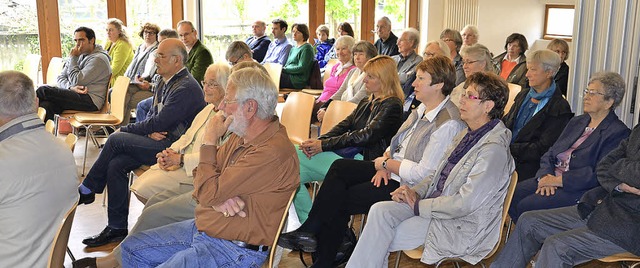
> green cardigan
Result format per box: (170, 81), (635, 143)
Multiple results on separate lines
(283, 43), (314, 89)
(187, 40), (214, 83)
(105, 39), (133, 86)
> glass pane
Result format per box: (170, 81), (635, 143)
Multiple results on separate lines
(0, 0), (41, 73)
(375, 0), (407, 35)
(546, 8), (574, 37)
(325, 0), (361, 40)
(201, 0), (309, 61)
(126, 0), (173, 47)
(58, 0), (108, 58)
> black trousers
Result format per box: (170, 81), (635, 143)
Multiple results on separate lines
(36, 85), (98, 121)
(300, 158), (400, 267)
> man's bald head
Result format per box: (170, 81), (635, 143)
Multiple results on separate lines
(154, 38), (188, 78)
(252, 21), (266, 37)
(0, 71), (36, 124)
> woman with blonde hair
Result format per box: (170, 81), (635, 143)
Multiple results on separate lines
(282, 56), (405, 266)
(105, 18), (134, 86)
(547, 38), (570, 96)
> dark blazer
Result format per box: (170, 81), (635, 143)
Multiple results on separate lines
(186, 40), (214, 83)
(493, 52), (528, 89)
(503, 86), (574, 180)
(320, 97), (403, 160)
(535, 111), (630, 192)
(585, 124), (640, 255)
(374, 31), (399, 57)
(245, 35), (271, 63)
(555, 62), (569, 96)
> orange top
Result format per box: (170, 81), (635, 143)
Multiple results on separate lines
(500, 60), (518, 80)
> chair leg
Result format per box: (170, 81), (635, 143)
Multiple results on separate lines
(53, 114), (60, 137)
(505, 219), (513, 243)
(394, 251), (402, 268)
(67, 246), (76, 262)
(81, 126), (90, 177)
(102, 187), (107, 207)
(358, 214), (367, 238)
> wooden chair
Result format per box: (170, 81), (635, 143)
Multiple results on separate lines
(394, 171), (518, 268)
(262, 191), (296, 268)
(64, 133), (78, 152)
(47, 201), (78, 268)
(45, 119), (55, 135)
(46, 57), (64, 86)
(505, 83), (522, 113)
(264, 62), (283, 89)
(69, 76), (130, 176)
(280, 92), (315, 144)
(38, 107), (47, 121)
(322, 58), (340, 83)
(598, 252), (640, 267)
(22, 54), (41, 84)
(319, 100), (357, 135)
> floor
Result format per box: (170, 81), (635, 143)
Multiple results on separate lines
(59, 131), (620, 268)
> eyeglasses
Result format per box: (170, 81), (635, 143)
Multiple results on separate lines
(583, 88), (606, 97)
(461, 92), (486, 101)
(462, 60), (480, 65)
(143, 30), (157, 35)
(153, 52), (175, 59)
(423, 52), (436, 58)
(201, 80), (220, 88)
(221, 98), (238, 105)
(179, 31), (194, 38)
(228, 54), (246, 66)
(442, 38), (454, 43)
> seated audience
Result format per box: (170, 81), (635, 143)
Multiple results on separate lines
(130, 63), (231, 203)
(315, 24), (334, 69)
(422, 39), (451, 60)
(460, 24), (479, 49)
(508, 72), (630, 222)
(393, 28), (422, 87)
(324, 22), (355, 61)
(450, 44), (495, 107)
(279, 56), (406, 265)
(493, 33), (529, 88)
(317, 41), (377, 122)
(121, 22), (161, 125)
(105, 18), (134, 86)
(547, 38), (570, 96)
(347, 72), (515, 267)
(316, 36), (356, 106)
(280, 23), (315, 89)
(503, 49), (573, 181)
(36, 26), (111, 121)
(225, 41), (255, 65)
(177, 20), (213, 83)
(374, 16), (399, 56)
(261, 18), (292, 65)
(493, 121), (640, 267)
(245, 20), (271, 62)
(0, 71), (78, 268)
(440, 28), (465, 85)
(119, 67), (299, 267)
(77, 39), (206, 248)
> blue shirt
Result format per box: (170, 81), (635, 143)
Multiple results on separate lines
(261, 37), (292, 65)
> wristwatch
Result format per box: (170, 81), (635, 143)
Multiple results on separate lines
(179, 154), (184, 167)
(382, 158), (390, 170)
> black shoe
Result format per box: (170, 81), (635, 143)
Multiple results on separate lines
(82, 226), (128, 247)
(278, 230), (317, 252)
(78, 189), (95, 205)
(72, 257), (96, 268)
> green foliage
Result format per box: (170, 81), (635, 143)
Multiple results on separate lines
(269, 0), (304, 22)
(380, 0), (405, 22)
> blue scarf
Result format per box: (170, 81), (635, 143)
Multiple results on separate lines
(512, 82), (557, 142)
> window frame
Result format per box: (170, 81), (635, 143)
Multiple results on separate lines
(543, 4), (575, 41)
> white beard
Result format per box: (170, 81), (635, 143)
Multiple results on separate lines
(228, 107), (249, 137)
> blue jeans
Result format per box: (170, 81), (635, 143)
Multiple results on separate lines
(121, 219), (268, 267)
(82, 132), (171, 228)
(136, 97), (153, 122)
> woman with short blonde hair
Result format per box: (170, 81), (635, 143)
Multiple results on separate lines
(105, 18), (134, 86)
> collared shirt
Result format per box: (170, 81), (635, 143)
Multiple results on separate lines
(392, 51), (422, 84)
(261, 37), (292, 65)
(374, 31), (399, 56)
(193, 118), (299, 246)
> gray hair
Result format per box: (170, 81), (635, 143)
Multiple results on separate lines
(352, 41), (378, 60)
(159, 28), (178, 39)
(378, 16), (392, 27)
(424, 40), (451, 59)
(588, 71), (626, 110)
(206, 63), (231, 91)
(440, 29), (463, 52)
(403, 28), (420, 49)
(174, 43), (188, 65)
(334, 35), (356, 52)
(0, 71), (36, 120)
(461, 25), (479, 38)
(225, 41), (252, 61)
(229, 68), (278, 120)
(177, 20), (196, 31)
(528, 49), (561, 76)
(460, 43), (494, 73)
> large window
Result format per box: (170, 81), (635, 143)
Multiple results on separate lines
(375, 0), (407, 36)
(201, 0), (309, 61)
(544, 5), (574, 41)
(126, 0), (173, 48)
(0, 0), (41, 72)
(58, 0), (108, 58)
(325, 0), (361, 40)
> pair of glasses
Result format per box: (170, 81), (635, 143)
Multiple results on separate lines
(442, 38), (454, 42)
(201, 80), (220, 88)
(423, 52), (436, 58)
(221, 98), (238, 105)
(462, 60), (480, 65)
(153, 52), (175, 59)
(461, 93), (486, 101)
(583, 88), (606, 97)
(178, 31), (194, 38)
(143, 30), (156, 35)
(228, 53), (246, 66)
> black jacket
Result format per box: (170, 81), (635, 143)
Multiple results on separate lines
(503, 86), (574, 180)
(320, 97), (403, 160)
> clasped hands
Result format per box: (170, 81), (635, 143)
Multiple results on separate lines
(299, 139), (322, 159)
(390, 185), (419, 207)
(156, 148), (181, 171)
(536, 174), (563, 196)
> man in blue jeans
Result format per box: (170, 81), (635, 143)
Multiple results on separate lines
(78, 38), (206, 247)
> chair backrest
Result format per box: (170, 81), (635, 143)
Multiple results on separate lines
(598, 252), (640, 267)
(505, 83), (521, 113)
(47, 201), (78, 268)
(22, 54), (41, 84)
(263, 63), (283, 89)
(110, 76), (132, 124)
(266, 191), (296, 268)
(322, 58), (340, 83)
(280, 92), (315, 144)
(483, 171), (518, 259)
(45, 119), (55, 135)
(308, 60), (323, 89)
(65, 133), (78, 152)
(46, 57), (64, 86)
(320, 100), (358, 135)
(38, 107), (47, 121)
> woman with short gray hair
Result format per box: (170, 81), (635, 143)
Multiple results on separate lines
(450, 43), (494, 106)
